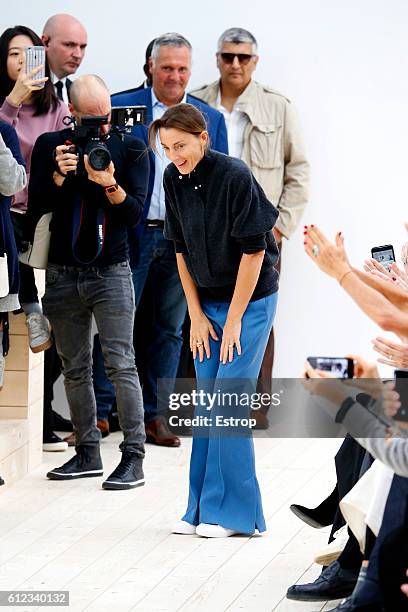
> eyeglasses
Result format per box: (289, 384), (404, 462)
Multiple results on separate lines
(219, 52), (254, 65)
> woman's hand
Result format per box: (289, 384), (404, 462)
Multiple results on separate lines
(381, 380), (401, 419)
(390, 262), (408, 291)
(220, 316), (242, 364)
(363, 257), (394, 282)
(304, 226), (351, 282)
(371, 336), (408, 368)
(190, 313), (219, 362)
(363, 258), (408, 292)
(347, 354), (379, 379)
(7, 59), (48, 107)
(302, 361), (349, 405)
(341, 353), (383, 398)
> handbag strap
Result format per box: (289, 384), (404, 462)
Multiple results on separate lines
(2, 313), (9, 356)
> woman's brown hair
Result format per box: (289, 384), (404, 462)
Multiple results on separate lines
(148, 103), (210, 151)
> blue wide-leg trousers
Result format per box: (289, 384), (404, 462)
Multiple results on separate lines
(182, 292), (278, 533)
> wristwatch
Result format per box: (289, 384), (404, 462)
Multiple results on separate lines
(104, 183), (119, 194)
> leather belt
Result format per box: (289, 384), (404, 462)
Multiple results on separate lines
(145, 219), (164, 229)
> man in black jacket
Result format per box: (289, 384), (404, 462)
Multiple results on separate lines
(28, 75), (149, 490)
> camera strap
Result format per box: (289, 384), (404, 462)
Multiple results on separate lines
(72, 199), (106, 265)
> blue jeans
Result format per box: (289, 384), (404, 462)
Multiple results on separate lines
(182, 292), (278, 533)
(43, 262), (145, 455)
(93, 227), (186, 421)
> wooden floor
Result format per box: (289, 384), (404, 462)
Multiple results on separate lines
(0, 435), (344, 612)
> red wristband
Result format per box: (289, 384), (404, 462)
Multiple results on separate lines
(104, 183), (119, 194)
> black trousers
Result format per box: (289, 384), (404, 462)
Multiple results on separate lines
(257, 241), (282, 394)
(366, 475), (408, 611)
(378, 507), (408, 611)
(332, 435), (371, 539)
(42, 341), (62, 438)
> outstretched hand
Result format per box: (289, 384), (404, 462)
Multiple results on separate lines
(304, 225), (351, 282)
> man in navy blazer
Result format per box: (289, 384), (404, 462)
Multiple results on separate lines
(94, 33), (228, 447)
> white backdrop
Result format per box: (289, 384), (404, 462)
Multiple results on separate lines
(8, 0), (408, 377)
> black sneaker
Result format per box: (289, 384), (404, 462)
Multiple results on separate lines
(102, 451), (145, 490)
(47, 445), (103, 480)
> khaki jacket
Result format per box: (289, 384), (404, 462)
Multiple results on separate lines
(190, 80), (310, 238)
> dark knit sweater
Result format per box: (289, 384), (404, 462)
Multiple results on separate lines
(27, 128), (149, 267)
(163, 149), (279, 302)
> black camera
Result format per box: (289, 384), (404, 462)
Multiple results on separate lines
(69, 115), (111, 171)
(65, 105), (148, 173)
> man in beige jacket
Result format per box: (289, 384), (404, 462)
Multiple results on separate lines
(190, 27), (310, 422)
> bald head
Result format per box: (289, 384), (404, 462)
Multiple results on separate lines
(69, 75), (111, 118)
(42, 14), (87, 78)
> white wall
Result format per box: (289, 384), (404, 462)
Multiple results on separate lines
(9, 0), (408, 377)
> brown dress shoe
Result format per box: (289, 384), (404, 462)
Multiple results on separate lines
(64, 432), (76, 447)
(145, 418), (181, 447)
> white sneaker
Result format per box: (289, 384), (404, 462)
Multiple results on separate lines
(196, 523), (242, 538)
(42, 433), (69, 452)
(26, 313), (52, 353)
(172, 520), (196, 535)
(314, 524), (349, 565)
(0, 354), (5, 390)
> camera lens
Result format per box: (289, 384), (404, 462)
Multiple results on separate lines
(87, 144), (111, 171)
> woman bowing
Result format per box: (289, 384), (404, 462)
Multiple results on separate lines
(149, 103), (279, 537)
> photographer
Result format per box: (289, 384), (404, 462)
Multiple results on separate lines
(27, 74), (149, 490)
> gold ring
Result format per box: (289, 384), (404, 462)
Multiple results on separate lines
(228, 344), (234, 348)
(196, 342), (203, 347)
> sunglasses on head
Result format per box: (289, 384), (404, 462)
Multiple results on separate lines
(219, 52), (254, 65)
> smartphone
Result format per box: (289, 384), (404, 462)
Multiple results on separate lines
(394, 369), (408, 422)
(371, 244), (395, 270)
(25, 46), (46, 87)
(307, 356), (354, 379)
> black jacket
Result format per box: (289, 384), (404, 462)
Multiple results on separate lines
(164, 150), (279, 301)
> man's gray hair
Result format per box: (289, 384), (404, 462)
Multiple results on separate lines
(151, 33), (192, 62)
(217, 28), (258, 54)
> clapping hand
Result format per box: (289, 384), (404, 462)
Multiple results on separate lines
(363, 258), (408, 292)
(304, 226), (351, 282)
(371, 336), (408, 368)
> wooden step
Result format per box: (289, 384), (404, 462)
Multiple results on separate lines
(0, 419), (30, 490)
(0, 278), (46, 492)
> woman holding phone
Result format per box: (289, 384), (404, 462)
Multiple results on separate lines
(149, 103), (279, 538)
(0, 25), (69, 354)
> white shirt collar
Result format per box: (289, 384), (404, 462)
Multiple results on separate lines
(51, 71), (67, 86)
(151, 88), (187, 109)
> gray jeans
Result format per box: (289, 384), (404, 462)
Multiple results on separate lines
(43, 261), (145, 456)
